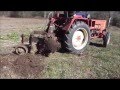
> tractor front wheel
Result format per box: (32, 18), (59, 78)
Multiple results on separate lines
(103, 32), (110, 47)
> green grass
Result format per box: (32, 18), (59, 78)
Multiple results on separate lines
(0, 32), (20, 42)
(7, 33), (20, 42)
(41, 27), (120, 79)
(0, 24), (46, 42)
(0, 30), (34, 42)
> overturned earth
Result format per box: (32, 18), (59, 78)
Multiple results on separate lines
(0, 54), (45, 79)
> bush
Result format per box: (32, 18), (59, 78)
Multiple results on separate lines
(0, 11), (50, 18)
(88, 11), (110, 20)
(111, 13), (120, 27)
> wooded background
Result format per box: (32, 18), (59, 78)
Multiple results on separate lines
(0, 11), (120, 27)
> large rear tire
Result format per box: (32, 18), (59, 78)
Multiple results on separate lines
(64, 21), (90, 54)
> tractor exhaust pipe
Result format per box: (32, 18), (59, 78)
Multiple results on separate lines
(107, 17), (112, 28)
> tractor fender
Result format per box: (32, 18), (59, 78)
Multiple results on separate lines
(63, 18), (88, 33)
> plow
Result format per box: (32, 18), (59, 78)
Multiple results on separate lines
(14, 11), (111, 56)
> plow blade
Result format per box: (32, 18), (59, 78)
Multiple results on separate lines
(14, 31), (61, 56)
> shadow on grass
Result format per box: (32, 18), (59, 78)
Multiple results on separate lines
(89, 42), (104, 47)
(58, 48), (68, 53)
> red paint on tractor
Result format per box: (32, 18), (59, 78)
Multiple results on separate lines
(76, 36), (81, 41)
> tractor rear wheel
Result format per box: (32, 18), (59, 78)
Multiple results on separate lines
(64, 21), (90, 54)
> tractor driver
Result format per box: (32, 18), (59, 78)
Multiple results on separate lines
(64, 11), (90, 18)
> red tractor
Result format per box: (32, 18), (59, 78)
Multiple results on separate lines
(14, 11), (111, 56)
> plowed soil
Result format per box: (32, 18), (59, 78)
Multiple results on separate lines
(0, 54), (45, 79)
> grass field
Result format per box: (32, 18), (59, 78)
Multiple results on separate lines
(0, 17), (120, 79)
